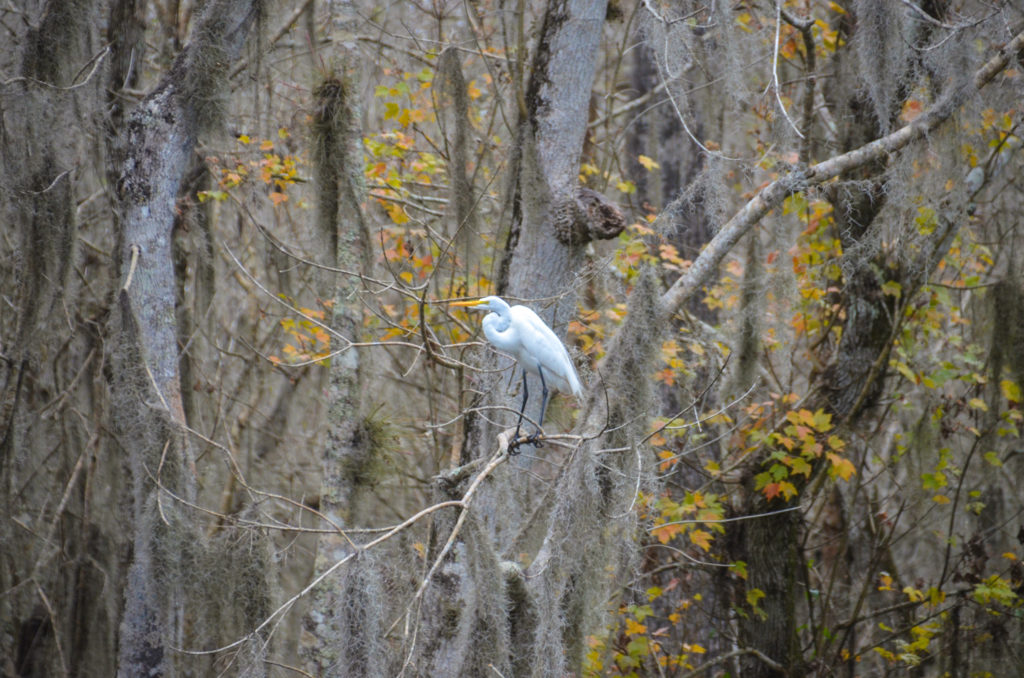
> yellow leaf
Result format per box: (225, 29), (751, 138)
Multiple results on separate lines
(638, 154), (660, 171)
(386, 202), (409, 225)
(651, 522), (683, 544)
(894, 360), (918, 383)
(926, 587), (945, 606)
(967, 397), (988, 412)
(903, 586), (924, 603)
(238, 134), (251, 144)
(778, 480), (798, 500)
(260, 139), (274, 151)
(933, 494), (950, 504)
(1001, 379), (1022, 403)
(625, 618), (647, 635)
(811, 408), (833, 432)
(827, 452), (856, 481)
(881, 280), (902, 298)
(689, 529), (713, 552)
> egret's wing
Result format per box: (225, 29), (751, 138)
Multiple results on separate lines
(510, 306), (583, 396)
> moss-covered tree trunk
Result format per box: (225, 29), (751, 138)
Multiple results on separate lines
(0, 2), (100, 675)
(111, 3), (258, 675)
(300, 61), (381, 674)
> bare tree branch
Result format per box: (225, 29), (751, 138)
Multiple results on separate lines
(658, 28), (1024, 321)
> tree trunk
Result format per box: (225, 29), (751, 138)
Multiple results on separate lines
(462, 0), (615, 467)
(301, 64), (380, 675)
(0, 2), (104, 675)
(111, 3), (258, 675)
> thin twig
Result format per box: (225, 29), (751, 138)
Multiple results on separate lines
(178, 498), (463, 656)
(678, 646), (783, 678)
(0, 44), (109, 90)
(32, 580), (69, 677)
(772, 2), (804, 139)
(122, 244), (140, 291)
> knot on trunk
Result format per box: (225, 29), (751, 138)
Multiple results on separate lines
(553, 186), (625, 246)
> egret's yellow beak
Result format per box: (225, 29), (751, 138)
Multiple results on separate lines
(450, 299), (485, 307)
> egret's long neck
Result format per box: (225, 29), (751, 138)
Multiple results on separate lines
(487, 311), (510, 332)
(486, 299), (512, 331)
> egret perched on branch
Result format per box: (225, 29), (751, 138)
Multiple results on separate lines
(452, 296), (582, 449)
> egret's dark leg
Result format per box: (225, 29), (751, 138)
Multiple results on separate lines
(513, 369), (529, 441)
(536, 367), (551, 430)
(523, 368), (550, 447)
(508, 371), (531, 456)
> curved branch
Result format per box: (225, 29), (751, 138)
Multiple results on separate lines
(658, 28), (1024, 321)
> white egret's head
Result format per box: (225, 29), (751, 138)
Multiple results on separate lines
(450, 296), (506, 313)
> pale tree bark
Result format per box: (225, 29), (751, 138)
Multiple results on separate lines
(111, 3), (259, 675)
(502, 0), (608, 302)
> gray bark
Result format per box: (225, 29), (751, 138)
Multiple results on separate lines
(112, 3), (258, 675)
(504, 0), (608, 309)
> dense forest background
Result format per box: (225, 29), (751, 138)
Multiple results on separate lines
(3, 0), (1024, 676)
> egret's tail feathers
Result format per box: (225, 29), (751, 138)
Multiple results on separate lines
(567, 370), (583, 399)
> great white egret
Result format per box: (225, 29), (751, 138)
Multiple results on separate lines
(452, 296), (582, 450)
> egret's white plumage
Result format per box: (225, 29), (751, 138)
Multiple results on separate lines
(452, 296), (582, 447)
